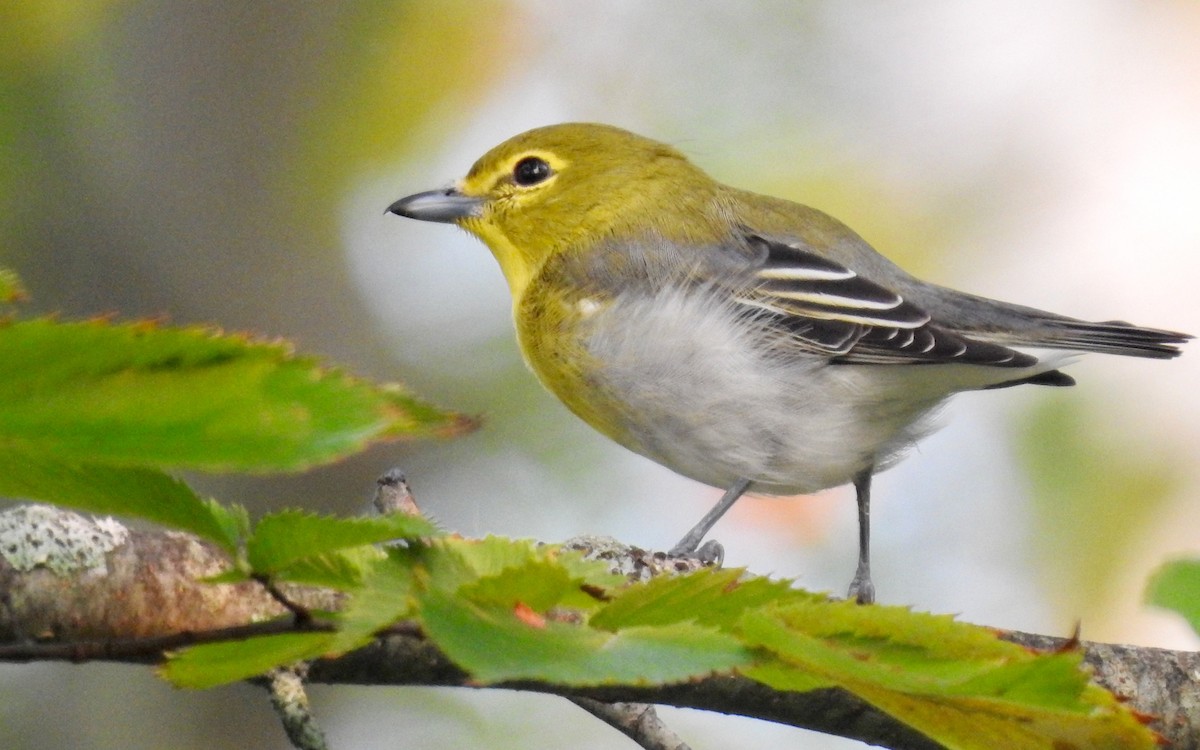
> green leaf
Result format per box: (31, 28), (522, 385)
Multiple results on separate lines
(325, 537), (626, 660)
(270, 545), (387, 590)
(550, 545), (630, 593)
(422, 537), (625, 610)
(459, 558), (578, 612)
(419, 590), (750, 685)
(1146, 559), (1200, 634)
(204, 500), (251, 553)
(326, 549), (418, 654)
(246, 509), (439, 575)
(0, 318), (473, 472)
(417, 537), (560, 596)
(161, 632), (334, 689)
(440, 536), (548, 578)
(742, 600), (1082, 700)
(741, 603), (1156, 750)
(592, 567), (813, 631)
(468, 538), (625, 592)
(0, 447), (238, 551)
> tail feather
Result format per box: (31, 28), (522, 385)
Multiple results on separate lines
(968, 316), (1190, 359)
(1035, 319), (1191, 359)
(906, 283), (1191, 359)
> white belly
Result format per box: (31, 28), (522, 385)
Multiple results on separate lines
(574, 287), (1020, 495)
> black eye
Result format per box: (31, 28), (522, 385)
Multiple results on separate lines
(513, 156), (552, 186)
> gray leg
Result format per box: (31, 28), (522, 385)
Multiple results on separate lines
(668, 477), (753, 556)
(847, 469), (876, 604)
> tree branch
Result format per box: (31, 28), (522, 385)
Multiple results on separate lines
(260, 667), (329, 750)
(305, 632), (946, 750)
(1, 504), (1196, 749)
(567, 698), (693, 750)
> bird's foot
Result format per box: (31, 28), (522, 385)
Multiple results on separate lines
(693, 539), (724, 566)
(666, 538), (724, 567)
(847, 572), (875, 605)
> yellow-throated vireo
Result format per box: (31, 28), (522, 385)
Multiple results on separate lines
(388, 123), (1189, 603)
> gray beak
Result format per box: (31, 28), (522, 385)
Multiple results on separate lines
(386, 188), (483, 223)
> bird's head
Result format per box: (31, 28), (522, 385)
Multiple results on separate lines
(388, 123), (718, 299)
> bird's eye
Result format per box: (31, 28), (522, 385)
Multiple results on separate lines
(512, 156), (552, 186)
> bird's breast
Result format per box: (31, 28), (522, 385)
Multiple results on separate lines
(514, 278), (925, 494)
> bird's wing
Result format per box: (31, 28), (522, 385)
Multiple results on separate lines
(732, 235), (1037, 367)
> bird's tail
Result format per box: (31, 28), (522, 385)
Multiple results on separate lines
(919, 285), (1192, 359)
(1017, 318), (1190, 359)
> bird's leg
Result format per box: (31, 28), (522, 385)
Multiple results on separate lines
(847, 468), (876, 604)
(668, 477), (753, 559)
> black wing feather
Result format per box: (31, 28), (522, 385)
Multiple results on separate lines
(736, 235), (1036, 367)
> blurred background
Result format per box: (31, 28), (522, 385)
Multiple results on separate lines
(2, 1), (1198, 748)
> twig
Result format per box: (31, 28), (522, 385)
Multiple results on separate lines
(372, 468), (421, 516)
(254, 573), (314, 627)
(569, 698), (692, 750)
(264, 667), (329, 750)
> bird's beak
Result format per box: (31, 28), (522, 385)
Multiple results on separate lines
(386, 188), (484, 223)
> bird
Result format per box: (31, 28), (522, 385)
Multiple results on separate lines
(387, 122), (1189, 603)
